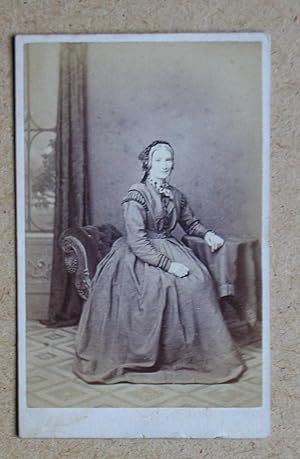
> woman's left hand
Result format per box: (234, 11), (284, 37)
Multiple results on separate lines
(204, 231), (224, 252)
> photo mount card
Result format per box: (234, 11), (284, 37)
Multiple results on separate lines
(16, 32), (270, 438)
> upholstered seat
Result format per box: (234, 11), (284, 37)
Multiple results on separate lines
(59, 224), (122, 300)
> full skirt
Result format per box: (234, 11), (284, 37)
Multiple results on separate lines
(73, 236), (246, 384)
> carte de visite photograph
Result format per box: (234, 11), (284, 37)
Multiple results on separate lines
(16, 33), (270, 438)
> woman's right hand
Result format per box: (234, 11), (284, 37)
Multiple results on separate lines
(168, 262), (189, 278)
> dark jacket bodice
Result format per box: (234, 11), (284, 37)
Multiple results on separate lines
(121, 181), (208, 271)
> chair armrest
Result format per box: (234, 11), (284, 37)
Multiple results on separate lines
(59, 232), (92, 301)
(59, 224), (122, 301)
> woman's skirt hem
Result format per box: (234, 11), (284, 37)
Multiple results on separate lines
(72, 363), (246, 385)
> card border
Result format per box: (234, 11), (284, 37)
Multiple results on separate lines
(16, 32), (270, 438)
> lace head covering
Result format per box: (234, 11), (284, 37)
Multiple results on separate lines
(138, 140), (174, 181)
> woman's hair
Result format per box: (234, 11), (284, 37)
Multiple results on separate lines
(138, 140), (174, 181)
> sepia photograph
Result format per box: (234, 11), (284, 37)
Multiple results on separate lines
(16, 33), (270, 437)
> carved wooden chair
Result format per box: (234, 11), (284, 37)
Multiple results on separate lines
(59, 224), (122, 301)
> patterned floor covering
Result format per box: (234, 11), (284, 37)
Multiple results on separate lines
(27, 319), (262, 408)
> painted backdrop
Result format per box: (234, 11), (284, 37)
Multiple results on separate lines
(87, 41), (262, 239)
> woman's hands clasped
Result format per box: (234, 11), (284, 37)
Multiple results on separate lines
(204, 231), (224, 252)
(168, 262), (189, 278)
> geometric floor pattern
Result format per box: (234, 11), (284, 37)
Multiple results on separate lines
(27, 319), (262, 408)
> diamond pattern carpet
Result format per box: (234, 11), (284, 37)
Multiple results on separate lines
(27, 320), (262, 408)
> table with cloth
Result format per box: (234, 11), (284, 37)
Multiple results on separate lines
(182, 236), (261, 327)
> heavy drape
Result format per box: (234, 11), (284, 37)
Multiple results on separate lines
(42, 43), (90, 327)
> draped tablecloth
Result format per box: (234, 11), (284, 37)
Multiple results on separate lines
(182, 236), (261, 327)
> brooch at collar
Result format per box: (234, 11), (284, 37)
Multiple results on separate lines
(148, 178), (173, 198)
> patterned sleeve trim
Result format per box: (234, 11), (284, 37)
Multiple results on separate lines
(180, 193), (188, 210)
(157, 254), (172, 271)
(184, 219), (203, 234)
(121, 190), (148, 211)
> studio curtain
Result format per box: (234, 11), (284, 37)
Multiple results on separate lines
(42, 43), (91, 327)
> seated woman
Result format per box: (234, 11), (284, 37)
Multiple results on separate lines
(73, 140), (246, 384)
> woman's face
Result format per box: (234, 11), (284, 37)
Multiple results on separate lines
(149, 145), (173, 181)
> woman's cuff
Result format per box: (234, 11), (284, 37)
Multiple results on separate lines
(157, 254), (172, 271)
